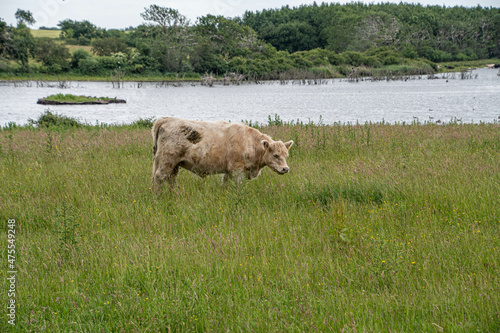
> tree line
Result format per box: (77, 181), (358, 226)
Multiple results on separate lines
(0, 3), (499, 79)
(243, 2), (500, 61)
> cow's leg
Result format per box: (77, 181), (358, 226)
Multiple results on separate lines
(223, 170), (244, 185)
(152, 154), (180, 191)
(168, 164), (180, 187)
(223, 172), (233, 184)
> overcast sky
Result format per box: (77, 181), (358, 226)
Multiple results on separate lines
(1, 0), (497, 29)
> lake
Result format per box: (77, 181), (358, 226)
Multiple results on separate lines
(0, 68), (499, 127)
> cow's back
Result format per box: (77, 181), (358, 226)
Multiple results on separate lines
(154, 118), (256, 176)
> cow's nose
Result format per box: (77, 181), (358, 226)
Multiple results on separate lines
(282, 167), (289, 174)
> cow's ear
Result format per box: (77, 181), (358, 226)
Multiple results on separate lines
(284, 140), (294, 150)
(261, 140), (269, 149)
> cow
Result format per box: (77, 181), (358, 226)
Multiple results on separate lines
(151, 117), (293, 189)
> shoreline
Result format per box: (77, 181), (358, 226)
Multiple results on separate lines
(1, 65), (498, 84)
(1, 59), (499, 83)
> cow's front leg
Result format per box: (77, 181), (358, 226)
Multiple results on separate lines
(223, 169), (245, 185)
(152, 162), (180, 191)
(223, 172), (233, 185)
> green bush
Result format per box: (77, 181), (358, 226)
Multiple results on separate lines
(128, 117), (155, 129)
(310, 66), (334, 77)
(291, 52), (313, 69)
(228, 56), (247, 73)
(71, 48), (91, 68)
(402, 46), (418, 59)
(78, 57), (99, 75)
(327, 53), (346, 65)
(97, 56), (121, 70)
(382, 55), (400, 66)
(341, 51), (364, 66)
(28, 110), (83, 128)
(363, 56), (382, 68)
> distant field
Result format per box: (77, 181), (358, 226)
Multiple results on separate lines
(65, 44), (93, 54)
(30, 29), (61, 38)
(29, 29), (93, 55)
(1, 120), (499, 332)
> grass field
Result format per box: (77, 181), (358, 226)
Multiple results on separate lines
(30, 29), (61, 39)
(64, 45), (93, 55)
(1, 118), (499, 332)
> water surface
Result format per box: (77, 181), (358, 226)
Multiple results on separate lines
(1, 68), (499, 126)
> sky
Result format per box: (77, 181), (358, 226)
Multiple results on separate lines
(1, 0), (498, 30)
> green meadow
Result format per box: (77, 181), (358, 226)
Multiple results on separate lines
(29, 29), (61, 39)
(1, 117), (499, 332)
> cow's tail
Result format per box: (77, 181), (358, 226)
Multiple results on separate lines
(152, 117), (168, 156)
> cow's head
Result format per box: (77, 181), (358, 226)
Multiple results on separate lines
(261, 139), (294, 175)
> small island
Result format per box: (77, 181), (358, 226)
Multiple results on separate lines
(37, 94), (126, 105)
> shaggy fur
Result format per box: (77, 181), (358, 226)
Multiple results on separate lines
(152, 117), (293, 188)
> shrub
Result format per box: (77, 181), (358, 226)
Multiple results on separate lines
(402, 46), (418, 59)
(382, 55), (400, 66)
(71, 48), (91, 68)
(35, 38), (71, 71)
(129, 117), (155, 129)
(327, 53), (346, 65)
(291, 52), (313, 69)
(228, 56), (247, 73)
(362, 56), (382, 68)
(310, 66), (334, 77)
(91, 37), (130, 56)
(97, 56), (121, 70)
(78, 57), (99, 75)
(341, 51), (364, 66)
(28, 110), (83, 128)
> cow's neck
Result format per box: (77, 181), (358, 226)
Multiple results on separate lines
(254, 134), (269, 169)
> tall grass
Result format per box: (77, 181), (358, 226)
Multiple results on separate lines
(1, 120), (499, 332)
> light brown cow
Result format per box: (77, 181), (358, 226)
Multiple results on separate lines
(152, 117), (293, 188)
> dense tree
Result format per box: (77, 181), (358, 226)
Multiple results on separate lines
(139, 6), (193, 72)
(1, 9), (37, 70)
(91, 37), (129, 56)
(140, 5), (188, 33)
(0, 20), (12, 57)
(192, 14), (263, 72)
(58, 19), (104, 42)
(265, 21), (318, 53)
(35, 38), (71, 72)
(15, 9), (35, 26)
(243, 3), (500, 59)
(2, 3), (499, 77)
(70, 48), (91, 68)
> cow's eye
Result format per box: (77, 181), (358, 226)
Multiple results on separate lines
(273, 154), (279, 159)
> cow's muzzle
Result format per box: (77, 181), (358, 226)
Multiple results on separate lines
(278, 167), (289, 175)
